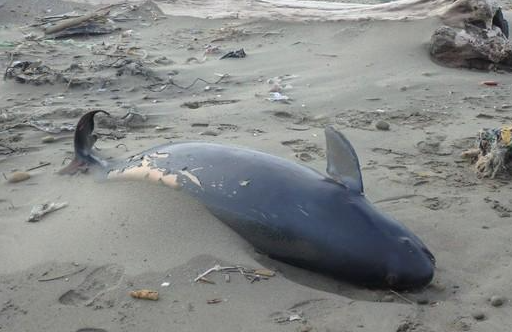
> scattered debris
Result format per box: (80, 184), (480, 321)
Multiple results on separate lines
(130, 289), (159, 301)
(220, 48), (246, 59)
(49, 21), (118, 39)
(194, 264), (276, 283)
(272, 311), (305, 324)
(239, 180), (251, 187)
(26, 162), (51, 172)
(462, 125), (512, 178)
(267, 92), (291, 103)
(27, 202), (68, 222)
(181, 99), (239, 109)
(197, 276), (215, 284)
(289, 314), (302, 322)
(207, 298), (223, 304)
(6, 171), (30, 183)
(42, 136), (57, 143)
(204, 44), (221, 55)
(5, 61), (63, 85)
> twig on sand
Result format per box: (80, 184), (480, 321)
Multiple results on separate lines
(43, 3), (120, 35)
(194, 264), (235, 282)
(0, 143), (16, 153)
(194, 264), (276, 283)
(389, 290), (415, 305)
(149, 74), (229, 92)
(26, 162), (51, 172)
(38, 266), (87, 282)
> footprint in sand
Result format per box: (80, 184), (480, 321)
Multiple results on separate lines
(59, 264), (124, 306)
(281, 139), (325, 162)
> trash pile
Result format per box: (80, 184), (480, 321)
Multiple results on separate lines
(4, 59), (162, 87)
(462, 125), (512, 178)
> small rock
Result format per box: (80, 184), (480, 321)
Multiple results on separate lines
(490, 295), (505, 307)
(297, 325), (312, 332)
(200, 130), (219, 136)
(154, 56), (174, 65)
(381, 295), (395, 302)
(41, 135), (56, 143)
(297, 153), (313, 162)
(7, 171), (30, 183)
(154, 126), (171, 131)
(375, 120), (390, 131)
(269, 83), (282, 93)
(471, 310), (486, 321)
(416, 297), (429, 305)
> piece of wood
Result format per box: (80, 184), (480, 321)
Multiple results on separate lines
(44, 9), (109, 35)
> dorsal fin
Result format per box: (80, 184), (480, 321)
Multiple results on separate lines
(324, 126), (364, 193)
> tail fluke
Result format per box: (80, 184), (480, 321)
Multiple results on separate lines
(59, 110), (109, 175)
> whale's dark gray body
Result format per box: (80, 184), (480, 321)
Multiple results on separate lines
(67, 111), (436, 290)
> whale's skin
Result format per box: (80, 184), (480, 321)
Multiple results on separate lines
(106, 141), (435, 290)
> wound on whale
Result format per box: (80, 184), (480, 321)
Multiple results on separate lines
(62, 111), (435, 290)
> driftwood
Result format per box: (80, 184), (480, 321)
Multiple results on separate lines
(43, 4), (118, 35)
(44, 10), (109, 35)
(430, 0), (512, 70)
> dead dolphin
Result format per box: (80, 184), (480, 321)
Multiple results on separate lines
(63, 111), (435, 290)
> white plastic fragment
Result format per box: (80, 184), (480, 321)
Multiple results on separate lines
(27, 202), (68, 222)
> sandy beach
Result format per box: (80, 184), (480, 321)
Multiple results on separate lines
(1, 0), (512, 331)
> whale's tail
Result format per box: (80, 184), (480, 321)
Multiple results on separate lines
(59, 110), (109, 175)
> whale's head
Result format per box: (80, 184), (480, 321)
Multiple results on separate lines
(383, 234), (436, 290)
(343, 196), (436, 290)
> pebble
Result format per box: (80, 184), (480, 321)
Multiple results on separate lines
(471, 310), (486, 321)
(490, 295), (505, 307)
(297, 325), (312, 332)
(375, 120), (390, 131)
(7, 171), (30, 183)
(297, 153), (313, 162)
(416, 297), (429, 305)
(200, 130), (220, 136)
(41, 135), (56, 143)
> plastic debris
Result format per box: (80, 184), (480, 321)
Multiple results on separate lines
(27, 202), (68, 222)
(289, 314), (302, 322)
(220, 48), (246, 59)
(130, 289), (159, 301)
(0, 41), (15, 48)
(267, 92), (291, 103)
